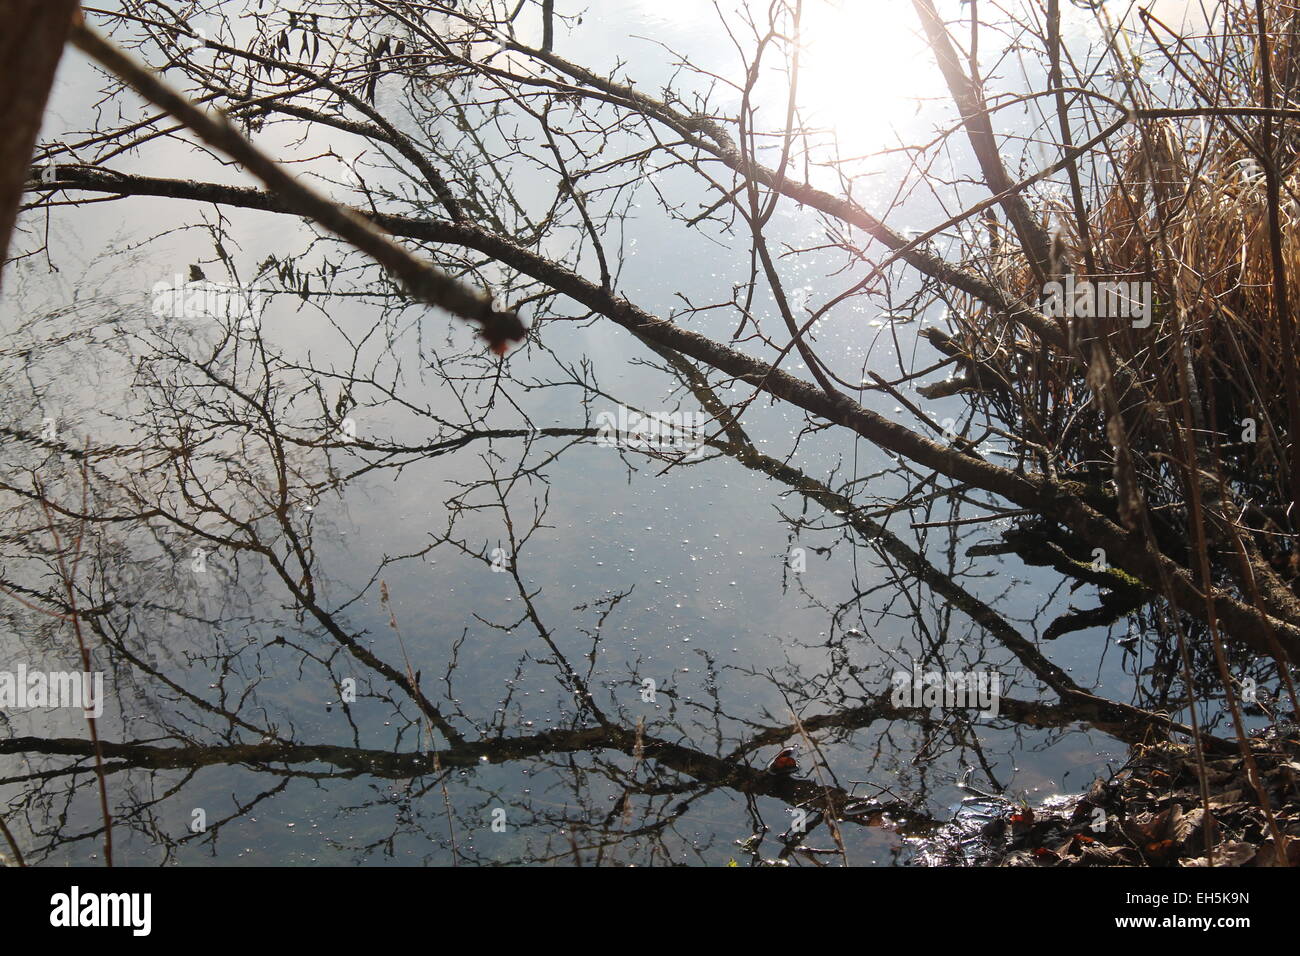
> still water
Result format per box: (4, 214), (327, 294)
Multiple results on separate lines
(0, 0), (1227, 866)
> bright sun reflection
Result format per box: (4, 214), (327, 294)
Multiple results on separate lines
(631, 0), (945, 155)
(795, 1), (941, 155)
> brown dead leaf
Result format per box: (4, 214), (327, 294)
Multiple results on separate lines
(1181, 841), (1257, 867)
(1210, 789), (1245, 807)
(1072, 843), (1137, 867)
(1173, 806), (1208, 847)
(1248, 837), (1300, 867)
(1122, 804), (1181, 846)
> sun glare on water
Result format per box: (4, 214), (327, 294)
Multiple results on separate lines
(794, 1), (940, 155)
(629, 0), (944, 156)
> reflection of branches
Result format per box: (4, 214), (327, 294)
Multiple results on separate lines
(42, 159), (1300, 660)
(69, 21), (526, 352)
(645, 335), (1231, 752)
(0, 291), (1244, 865)
(0, 454), (115, 864)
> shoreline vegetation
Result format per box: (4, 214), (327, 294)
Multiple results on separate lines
(912, 723), (1300, 866)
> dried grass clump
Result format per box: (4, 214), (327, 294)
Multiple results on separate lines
(1093, 121), (1300, 472)
(931, 1), (1300, 589)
